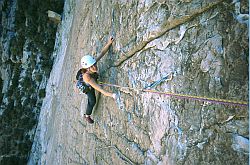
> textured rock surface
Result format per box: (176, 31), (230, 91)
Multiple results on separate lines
(29, 0), (248, 164)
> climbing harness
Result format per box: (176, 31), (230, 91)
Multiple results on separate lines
(100, 82), (248, 107)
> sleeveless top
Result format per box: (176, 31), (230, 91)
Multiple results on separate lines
(76, 71), (99, 94)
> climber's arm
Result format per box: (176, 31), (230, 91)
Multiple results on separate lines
(96, 37), (114, 62)
(83, 74), (114, 97)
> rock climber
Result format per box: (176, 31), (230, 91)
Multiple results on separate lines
(77, 37), (116, 124)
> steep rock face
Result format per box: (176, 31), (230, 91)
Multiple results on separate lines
(29, 0), (248, 164)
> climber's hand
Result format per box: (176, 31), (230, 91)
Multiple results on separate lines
(108, 36), (114, 45)
(112, 93), (117, 100)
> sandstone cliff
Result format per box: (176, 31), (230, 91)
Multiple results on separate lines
(29, 0), (248, 164)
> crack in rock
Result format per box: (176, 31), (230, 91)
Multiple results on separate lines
(112, 0), (225, 67)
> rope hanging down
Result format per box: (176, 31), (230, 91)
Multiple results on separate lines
(100, 82), (248, 107)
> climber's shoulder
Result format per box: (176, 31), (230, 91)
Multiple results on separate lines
(83, 73), (91, 83)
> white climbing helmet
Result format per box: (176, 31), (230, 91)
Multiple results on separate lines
(81, 55), (96, 68)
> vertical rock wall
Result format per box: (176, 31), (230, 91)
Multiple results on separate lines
(30, 0), (248, 164)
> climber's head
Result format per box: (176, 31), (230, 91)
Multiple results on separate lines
(81, 55), (97, 73)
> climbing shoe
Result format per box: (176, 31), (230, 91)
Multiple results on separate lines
(85, 115), (94, 124)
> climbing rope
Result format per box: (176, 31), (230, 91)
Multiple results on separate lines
(100, 82), (248, 107)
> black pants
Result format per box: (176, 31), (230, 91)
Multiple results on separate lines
(85, 88), (96, 115)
